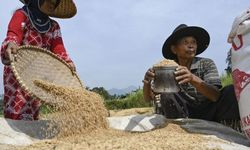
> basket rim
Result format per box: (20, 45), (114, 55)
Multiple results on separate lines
(10, 45), (84, 99)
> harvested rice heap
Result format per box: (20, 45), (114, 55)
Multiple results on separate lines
(21, 80), (215, 150)
(22, 123), (211, 150)
(34, 80), (109, 138)
(153, 59), (178, 67)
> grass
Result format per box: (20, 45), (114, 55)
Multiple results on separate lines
(221, 73), (233, 87)
(40, 105), (54, 115)
(105, 89), (151, 110)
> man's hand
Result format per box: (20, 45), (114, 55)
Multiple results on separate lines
(142, 68), (155, 84)
(2, 42), (18, 65)
(174, 66), (194, 84)
(143, 68), (156, 101)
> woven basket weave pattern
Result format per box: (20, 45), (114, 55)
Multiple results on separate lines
(11, 45), (83, 102)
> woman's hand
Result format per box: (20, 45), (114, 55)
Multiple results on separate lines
(174, 66), (194, 84)
(2, 42), (18, 65)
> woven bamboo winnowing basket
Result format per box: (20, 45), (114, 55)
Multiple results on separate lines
(10, 45), (84, 103)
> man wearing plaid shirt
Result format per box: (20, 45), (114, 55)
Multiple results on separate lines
(143, 24), (240, 132)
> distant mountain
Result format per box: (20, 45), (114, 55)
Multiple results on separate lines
(108, 86), (138, 95)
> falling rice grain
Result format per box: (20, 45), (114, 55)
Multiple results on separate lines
(34, 80), (109, 138)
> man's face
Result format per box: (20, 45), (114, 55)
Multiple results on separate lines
(171, 36), (197, 60)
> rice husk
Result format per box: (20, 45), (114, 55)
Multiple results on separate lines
(153, 59), (178, 67)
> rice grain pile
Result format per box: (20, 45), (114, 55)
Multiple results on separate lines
(21, 123), (219, 150)
(153, 59), (178, 67)
(15, 80), (218, 150)
(34, 80), (109, 137)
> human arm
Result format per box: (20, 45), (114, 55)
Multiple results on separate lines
(1, 10), (25, 65)
(2, 42), (18, 65)
(175, 60), (221, 102)
(143, 68), (155, 102)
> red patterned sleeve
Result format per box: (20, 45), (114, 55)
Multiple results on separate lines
(1, 9), (26, 62)
(51, 21), (73, 63)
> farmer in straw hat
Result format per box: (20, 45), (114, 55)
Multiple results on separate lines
(1, 0), (77, 120)
(143, 24), (241, 131)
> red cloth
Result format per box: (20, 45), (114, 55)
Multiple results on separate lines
(1, 9), (73, 120)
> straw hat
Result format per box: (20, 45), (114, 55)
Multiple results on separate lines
(162, 24), (210, 60)
(19, 0), (77, 18)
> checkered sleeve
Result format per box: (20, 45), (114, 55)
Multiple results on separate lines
(202, 58), (222, 89)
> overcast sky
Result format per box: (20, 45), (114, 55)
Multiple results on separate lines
(0, 0), (249, 93)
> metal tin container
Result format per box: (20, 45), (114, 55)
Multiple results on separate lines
(152, 66), (180, 93)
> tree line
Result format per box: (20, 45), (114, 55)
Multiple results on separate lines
(86, 86), (132, 100)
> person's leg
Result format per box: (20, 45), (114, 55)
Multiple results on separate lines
(187, 101), (216, 121)
(215, 85), (240, 120)
(214, 84), (241, 131)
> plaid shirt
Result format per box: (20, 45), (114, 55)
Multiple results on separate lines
(179, 57), (222, 106)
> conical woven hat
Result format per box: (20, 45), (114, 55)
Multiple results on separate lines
(19, 0), (77, 18)
(10, 45), (84, 103)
